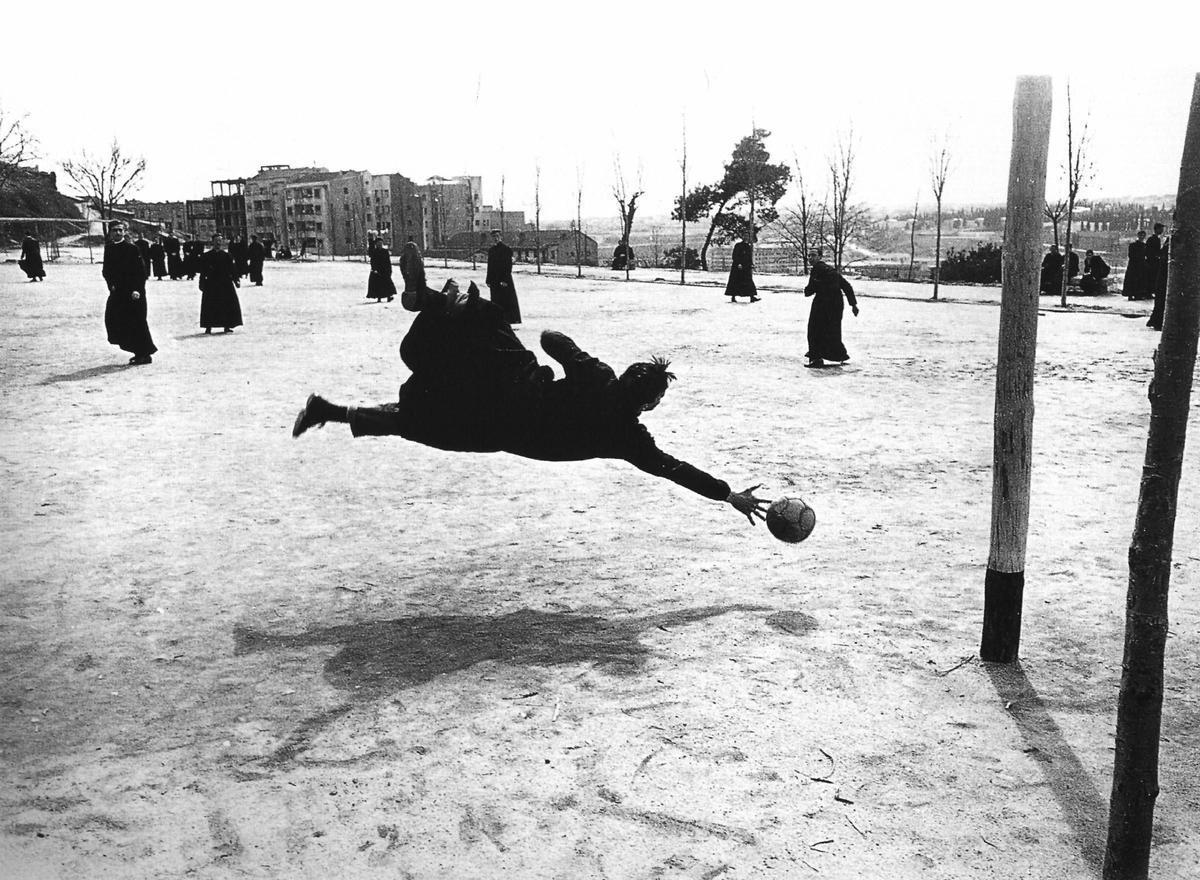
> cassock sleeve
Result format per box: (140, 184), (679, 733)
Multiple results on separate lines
(620, 423), (731, 501)
(840, 274), (857, 307)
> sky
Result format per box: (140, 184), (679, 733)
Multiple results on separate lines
(3, 1), (1198, 223)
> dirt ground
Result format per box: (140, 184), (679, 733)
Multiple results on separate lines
(1, 255), (1197, 879)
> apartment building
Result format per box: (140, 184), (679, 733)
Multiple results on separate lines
(245, 164), (328, 248)
(420, 175), (481, 247)
(123, 200), (188, 235)
(475, 204), (528, 236)
(364, 172), (425, 250)
(210, 179), (247, 241)
(284, 170), (367, 256)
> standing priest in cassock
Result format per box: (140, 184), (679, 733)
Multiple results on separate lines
(247, 234), (266, 286)
(198, 234), (244, 334)
(486, 229), (521, 325)
(103, 221), (157, 365)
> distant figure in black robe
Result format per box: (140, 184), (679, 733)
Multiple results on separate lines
(247, 235), (266, 286)
(291, 284), (770, 524)
(229, 234), (249, 281)
(1147, 225), (1169, 330)
(198, 234), (243, 334)
(486, 229), (521, 324)
(18, 235), (45, 281)
(725, 234), (759, 302)
(1066, 248), (1079, 281)
(134, 233), (152, 280)
(184, 240), (202, 280)
(164, 234), (184, 279)
(1122, 230), (1149, 300)
(367, 242), (396, 301)
(149, 239), (167, 279)
(1079, 250), (1110, 295)
(804, 253), (859, 368)
(1040, 245), (1064, 294)
(102, 221), (157, 364)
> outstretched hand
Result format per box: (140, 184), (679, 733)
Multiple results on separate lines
(728, 484), (770, 525)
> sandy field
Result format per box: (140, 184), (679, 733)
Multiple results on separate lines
(1, 255), (1197, 879)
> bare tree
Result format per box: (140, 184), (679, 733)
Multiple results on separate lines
(908, 194), (920, 281)
(612, 155), (643, 281)
(824, 132), (871, 272)
(1043, 199), (1066, 247)
(777, 154), (820, 274)
(575, 167), (583, 279)
(930, 139), (952, 300)
(680, 118), (687, 284)
(61, 139), (146, 221)
(534, 163), (542, 275)
(1059, 82), (1093, 308)
(499, 174), (506, 238)
(1104, 73), (1200, 880)
(0, 104), (39, 196)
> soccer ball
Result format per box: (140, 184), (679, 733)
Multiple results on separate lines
(766, 497), (816, 543)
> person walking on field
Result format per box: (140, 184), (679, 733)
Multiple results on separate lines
(247, 235), (266, 286)
(198, 234), (243, 334)
(725, 232), (759, 303)
(1145, 223), (1169, 330)
(164, 232), (184, 279)
(134, 232), (152, 281)
(486, 229), (521, 324)
(18, 234), (45, 281)
(1123, 229), (1149, 300)
(292, 282), (770, 523)
(804, 251), (859, 368)
(366, 239), (396, 302)
(102, 221), (157, 365)
(149, 237), (167, 280)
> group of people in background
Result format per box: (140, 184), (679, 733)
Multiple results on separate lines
(99, 223), (265, 364)
(1034, 224), (1170, 330)
(1122, 223), (1171, 330)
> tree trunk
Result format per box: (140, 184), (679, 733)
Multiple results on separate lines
(933, 202), (943, 300)
(908, 199), (918, 281)
(1104, 73), (1200, 880)
(981, 76), (1053, 663)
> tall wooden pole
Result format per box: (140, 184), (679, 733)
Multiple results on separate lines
(1104, 73), (1200, 880)
(981, 76), (1053, 663)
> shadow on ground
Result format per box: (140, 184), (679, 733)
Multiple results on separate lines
(235, 604), (776, 764)
(985, 661), (1108, 873)
(40, 364), (132, 384)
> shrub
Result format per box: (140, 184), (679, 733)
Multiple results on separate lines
(938, 242), (1002, 284)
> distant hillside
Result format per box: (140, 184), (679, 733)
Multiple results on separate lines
(0, 166), (81, 242)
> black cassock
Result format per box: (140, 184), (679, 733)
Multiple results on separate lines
(135, 238), (152, 279)
(1040, 251), (1064, 293)
(247, 241), (266, 285)
(165, 235), (184, 279)
(149, 242), (167, 278)
(366, 246), (397, 300)
(486, 241), (521, 324)
(1122, 239), (1149, 299)
(804, 260), (857, 363)
(229, 239), (249, 280)
(724, 241), (757, 299)
(199, 249), (244, 329)
(102, 240), (157, 357)
(19, 236), (45, 279)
